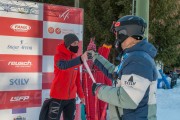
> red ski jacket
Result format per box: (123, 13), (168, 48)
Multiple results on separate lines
(50, 43), (84, 100)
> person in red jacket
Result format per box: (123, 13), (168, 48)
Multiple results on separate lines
(49, 33), (85, 120)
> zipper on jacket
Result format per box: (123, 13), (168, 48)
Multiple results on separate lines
(68, 55), (73, 99)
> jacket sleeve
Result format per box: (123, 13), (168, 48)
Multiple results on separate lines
(76, 68), (85, 98)
(56, 56), (83, 70)
(97, 60), (152, 109)
(92, 53), (116, 81)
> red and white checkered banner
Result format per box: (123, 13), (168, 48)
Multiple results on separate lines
(0, 0), (83, 120)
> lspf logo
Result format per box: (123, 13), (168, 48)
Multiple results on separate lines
(10, 96), (29, 102)
(0, 90), (41, 109)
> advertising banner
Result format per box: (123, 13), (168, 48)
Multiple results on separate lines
(0, 0), (83, 119)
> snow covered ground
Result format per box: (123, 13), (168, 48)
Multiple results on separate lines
(157, 79), (180, 120)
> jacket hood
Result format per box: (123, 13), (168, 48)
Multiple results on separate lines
(56, 43), (74, 55)
(124, 39), (157, 58)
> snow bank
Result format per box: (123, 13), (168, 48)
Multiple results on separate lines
(157, 79), (180, 120)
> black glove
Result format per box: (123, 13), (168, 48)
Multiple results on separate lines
(87, 50), (95, 60)
(92, 83), (103, 95)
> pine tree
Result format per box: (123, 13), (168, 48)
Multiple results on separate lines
(82, 0), (132, 63)
(149, 0), (180, 68)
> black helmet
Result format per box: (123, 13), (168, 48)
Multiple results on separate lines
(114, 15), (147, 40)
(111, 15), (147, 54)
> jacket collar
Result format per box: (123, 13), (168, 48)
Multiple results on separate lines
(123, 39), (157, 58)
(56, 43), (75, 56)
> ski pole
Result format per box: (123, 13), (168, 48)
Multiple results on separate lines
(83, 60), (96, 83)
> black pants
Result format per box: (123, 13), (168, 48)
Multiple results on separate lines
(48, 98), (76, 120)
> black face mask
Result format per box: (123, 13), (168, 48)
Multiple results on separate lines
(69, 45), (79, 53)
(114, 34), (128, 53)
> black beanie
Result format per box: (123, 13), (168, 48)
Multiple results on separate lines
(64, 33), (79, 47)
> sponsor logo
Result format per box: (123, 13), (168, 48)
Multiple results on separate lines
(9, 78), (29, 85)
(48, 27), (61, 34)
(0, 90), (41, 109)
(48, 27), (54, 34)
(0, 55), (41, 72)
(10, 24), (31, 32)
(8, 61), (32, 68)
(10, 96), (29, 102)
(59, 9), (70, 20)
(13, 116), (26, 120)
(124, 76), (136, 86)
(61, 28), (74, 35)
(7, 40), (33, 51)
(47, 27), (79, 35)
(55, 28), (61, 34)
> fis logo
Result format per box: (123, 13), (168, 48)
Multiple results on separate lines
(13, 116), (26, 120)
(59, 9), (70, 20)
(124, 76), (136, 86)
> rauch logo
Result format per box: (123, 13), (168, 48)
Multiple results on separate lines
(10, 24), (31, 32)
(10, 96), (29, 102)
(8, 61), (32, 68)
